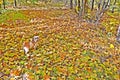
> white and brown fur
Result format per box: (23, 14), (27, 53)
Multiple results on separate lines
(23, 36), (39, 54)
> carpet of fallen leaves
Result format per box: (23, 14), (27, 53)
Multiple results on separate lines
(0, 9), (120, 80)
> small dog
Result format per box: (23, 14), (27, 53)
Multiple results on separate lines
(23, 36), (39, 54)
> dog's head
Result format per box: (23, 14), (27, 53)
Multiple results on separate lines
(33, 36), (39, 42)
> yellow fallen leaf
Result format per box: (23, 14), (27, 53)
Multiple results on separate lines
(110, 44), (114, 49)
(10, 78), (15, 80)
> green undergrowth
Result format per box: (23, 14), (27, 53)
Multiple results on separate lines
(0, 10), (28, 24)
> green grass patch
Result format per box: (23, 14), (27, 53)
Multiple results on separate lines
(0, 10), (28, 24)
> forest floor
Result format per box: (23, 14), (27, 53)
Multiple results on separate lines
(0, 9), (120, 79)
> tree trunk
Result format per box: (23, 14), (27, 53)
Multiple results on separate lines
(91, 0), (94, 11)
(26, 0), (28, 3)
(18, 0), (21, 6)
(112, 0), (117, 13)
(64, 0), (68, 6)
(95, 0), (103, 24)
(74, 0), (77, 7)
(105, 0), (110, 8)
(0, 4), (1, 14)
(14, 0), (17, 7)
(82, 0), (85, 14)
(102, 0), (106, 9)
(3, 0), (5, 9)
(98, 0), (102, 10)
(117, 25), (120, 43)
(78, 0), (80, 9)
(70, 0), (73, 9)
(79, 0), (84, 16)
